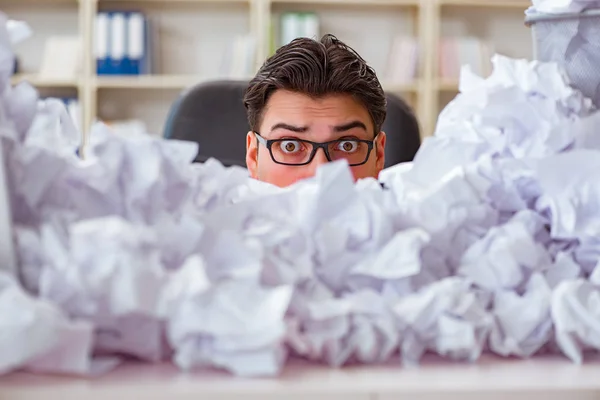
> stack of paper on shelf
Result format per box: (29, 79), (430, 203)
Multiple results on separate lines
(384, 35), (419, 84)
(439, 36), (494, 81)
(95, 11), (154, 75)
(39, 36), (81, 79)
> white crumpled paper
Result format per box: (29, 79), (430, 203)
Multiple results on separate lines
(4, 9), (600, 378)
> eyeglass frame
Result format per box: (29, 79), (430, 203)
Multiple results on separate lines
(253, 131), (378, 167)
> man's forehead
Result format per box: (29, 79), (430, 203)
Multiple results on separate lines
(261, 93), (372, 131)
(265, 90), (366, 111)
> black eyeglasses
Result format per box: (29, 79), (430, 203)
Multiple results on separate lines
(254, 132), (377, 166)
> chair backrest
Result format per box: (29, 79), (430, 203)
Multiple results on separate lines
(163, 80), (421, 168)
(381, 92), (422, 168)
(164, 80), (249, 167)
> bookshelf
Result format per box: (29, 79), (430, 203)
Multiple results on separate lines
(437, 1), (532, 118)
(2, 0), (533, 145)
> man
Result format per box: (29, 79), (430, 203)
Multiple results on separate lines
(244, 34), (387, 188)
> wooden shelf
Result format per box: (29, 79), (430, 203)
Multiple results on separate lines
(10, 74), (81, 88)
(94, 75), (201, 90)
(91, 76), (414, 92)
(436, 79), (459, 92)
(270, 0), (419, 6)
(97, 0), (417, 3)
(92, 75), (254, 89)
(0, 0), (77, 4)
(438, 0), (530, 8)
(383, 80), (420, 92)
(94, 0), (249, 3)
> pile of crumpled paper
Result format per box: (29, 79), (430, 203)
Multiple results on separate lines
(2, 11), (600, 378)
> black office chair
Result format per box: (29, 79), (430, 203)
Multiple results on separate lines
(163, 80), (421, 168)
(164, 80), (249, 167)
(381, 92), (421, 167)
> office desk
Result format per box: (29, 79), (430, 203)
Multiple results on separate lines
(1, 354), (600, 400)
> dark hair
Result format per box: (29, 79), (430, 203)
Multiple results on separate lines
(243, 34), (387, 135)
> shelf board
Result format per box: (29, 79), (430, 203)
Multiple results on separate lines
(94, 75), (199, 89)
(94, 0), (249, 3)
(0, 0), (77, 4)
(382, 80), (419, 92)
(94, 0), (252, 10)
(436, 79), (459, 91)
(10, 74), (81, 88)
(271, 0), (419, 5)
(93, 75), (419, 92)
(439, 0), (530, 8)
(93, 75), (252, 89)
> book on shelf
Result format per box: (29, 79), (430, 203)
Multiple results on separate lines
(384, 35), (419, 85)
(95, 11), (154, 76)
(220, 34), (257, 79)
(439, 36), (494, 81)
(278, 12), (319, 49)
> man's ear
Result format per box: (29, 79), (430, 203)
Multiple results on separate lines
(375, 131), (386, 172)
(246, 131), (258, 179)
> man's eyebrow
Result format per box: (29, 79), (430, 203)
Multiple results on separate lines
(270, 123), (308, 133)
(333, 121), (368, 132)
(269, 121), (368, 133)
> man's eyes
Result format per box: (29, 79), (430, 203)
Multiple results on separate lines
(273, 136), (363, 142)
(278, 140), (306, 154)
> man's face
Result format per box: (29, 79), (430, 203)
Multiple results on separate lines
(246, 90), (386, 187)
